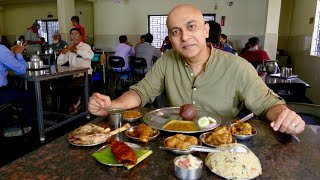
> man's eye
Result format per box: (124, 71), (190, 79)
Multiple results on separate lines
(189, 25), (196, 30)
(171, 29), (180, 35)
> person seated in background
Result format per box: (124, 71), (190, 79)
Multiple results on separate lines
(25, 22), (44, 54)
(0, 42), (34, 136)
(160, 36), (173, 53)
(114, 35), (135, 74)
(240, 42), (250, 56)
(136, 35), (145, 46)
(0, 35), (11, 49)
(57, 28), (94, 114)
(135, 33), (161, 74)
(240, 37), (270, 67)
(40, 37), (49, 53)
(220, 34), (234, 54)
(52, 34), (68, 53)
(88, 4), (305, 137)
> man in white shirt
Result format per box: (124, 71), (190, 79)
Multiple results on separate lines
(57, 28), (94, 114)
(114, 35), (135, 72)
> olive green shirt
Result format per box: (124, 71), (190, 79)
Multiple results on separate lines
(130, 47), (285, 118)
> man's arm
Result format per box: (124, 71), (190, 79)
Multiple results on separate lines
(1, 45), (26, 75)
(88, 90), (141, 116)
(76, 44), (94, 60)
(265, 104), (305, 135)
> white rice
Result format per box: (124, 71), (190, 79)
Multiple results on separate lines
(205, 143), (262, 179)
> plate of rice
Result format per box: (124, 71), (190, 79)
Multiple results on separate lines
(205, 143), (262, 179)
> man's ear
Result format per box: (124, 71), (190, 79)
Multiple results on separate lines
(204, 22), (210, 38)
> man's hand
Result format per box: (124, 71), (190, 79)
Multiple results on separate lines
(88, 92), (112, 116)
(266, 104), (305, 135)
(12, 43), (26, 54)
(61, 46), (70, 54)
(69, 45), (78, 53)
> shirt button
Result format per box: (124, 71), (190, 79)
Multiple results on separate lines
(193, 88), (197, 91)
(191, 73), (194, 76)
(193, 101), (196, 104)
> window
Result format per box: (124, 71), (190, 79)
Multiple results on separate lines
(311, 1), (320, 56)
(148, 14), (215, 48)
(36, 19), (59, 45)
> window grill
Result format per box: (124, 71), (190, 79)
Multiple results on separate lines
(148, 14), (215, 48)
(36, 19), (59, 44)
(311, 2), (320, 57)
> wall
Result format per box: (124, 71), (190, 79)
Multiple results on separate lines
(93, 0), (269, 52)
(279, 0), (320, 104)
(1, 0), (94, 45)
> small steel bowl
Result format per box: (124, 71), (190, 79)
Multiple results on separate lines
(174, 155), (203, 180)
(122, 110), (142, 123)
(125, 126), (160, 142)
(230, 123), (257, 140)
(199, 132), (237, 148)
(163, 136), (202, 155)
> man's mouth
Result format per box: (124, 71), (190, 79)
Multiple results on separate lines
(183, 44), (194, 49)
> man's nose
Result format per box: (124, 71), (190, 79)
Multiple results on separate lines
(180, 30), (190, 41)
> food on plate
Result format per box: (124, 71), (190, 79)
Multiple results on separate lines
(128, 124), (154, 143)
(198, 116), (217, 128)
(165, 134), (199, 150)
(179, 104), (197, 120)
(205, 126), (233, 146)
(123, 110), (142, 119)
(231, 121), (253, 135)
(205, 143), (262, 179)
(110, 139), (137, 165)
(68, 123), (130, 145)
(175, 154), (203, 170)
(163, 120), (199, 131)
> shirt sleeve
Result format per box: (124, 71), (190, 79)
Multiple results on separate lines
(129, 55), (166, 106)
(239, 62), (285, 116)
(1, 47), (26, 75)
(129, 46), (135, 56)
(77, 43), (94, 60)
(57, 53), (68, 66)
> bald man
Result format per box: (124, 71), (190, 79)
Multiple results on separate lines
(88, 4), (305, 136)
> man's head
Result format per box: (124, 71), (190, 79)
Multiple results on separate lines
(31, 22), (40, 33)
(248, 37), (259, 48)
(166, 4), (209, 61)
(71, 16), (80, 27)
(119, 35), (128, 43)
(69, 28), (82, 45)
(207, 21), (221, 45)
(220, 34), (227, 44)
(140, 35), (146, 43)
(144, 33), (153, 43)
(53, 34), (61, 44)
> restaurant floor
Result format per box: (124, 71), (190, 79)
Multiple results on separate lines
(0, 78), (134, 167)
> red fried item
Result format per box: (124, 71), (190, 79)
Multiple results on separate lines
(110, 139), (137, 165)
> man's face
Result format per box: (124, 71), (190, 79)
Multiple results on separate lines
(70, 30), (82, 44)
(71, 20), (76, 27)
(32, 27), (39, 33)
(220, 36), (226, 44)
(167, 5), (209, 60)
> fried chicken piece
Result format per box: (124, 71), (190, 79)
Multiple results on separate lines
(136, 124), (153, 143)
(184, 136), (198, 145)
(176, 142), (191, 150)
(206, 126), (233, 146)
(175, 134), (187, 141)
(231, 122), (253, 135)
(110, 139), (137, 165)
(166, 137), (179, 148)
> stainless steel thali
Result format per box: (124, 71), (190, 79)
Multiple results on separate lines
(142, 107), (221, 133)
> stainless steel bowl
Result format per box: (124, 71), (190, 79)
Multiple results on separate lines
(123, 110), (142, 123)
(163, 136), (202, 155)
(27, 62), (32, 69)
(199, 132), (237, 148)
(231, 123), (257, 140)
(174, 155), (203, 180)
(125, 126), (160, 142)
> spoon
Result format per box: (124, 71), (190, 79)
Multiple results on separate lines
(239, 113), (254, 123)
(159, 144), (249, 153)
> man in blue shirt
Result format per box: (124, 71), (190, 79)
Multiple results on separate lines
(220, 34), (234, 54)
(0, 43), (33, 136)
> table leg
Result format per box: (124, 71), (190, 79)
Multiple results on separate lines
(34, 81), (45, 141)
(84, 72), (90, 119)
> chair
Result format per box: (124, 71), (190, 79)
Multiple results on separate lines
(108, 56), (128, 90)
(287, 103), (320, 125)
(130, 57), (147, 83)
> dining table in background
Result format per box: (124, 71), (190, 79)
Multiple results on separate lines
(24, 53), (55, 66)
(23, 66), (90, 142)
(0, 107), (319, 179)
